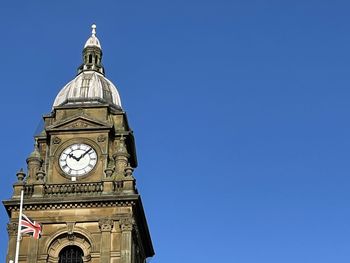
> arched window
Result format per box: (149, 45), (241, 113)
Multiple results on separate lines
(59, 245), (83, 263)
(88, 54), (92, 63)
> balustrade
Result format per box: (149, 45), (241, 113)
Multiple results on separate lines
(44, 182), (104, 196)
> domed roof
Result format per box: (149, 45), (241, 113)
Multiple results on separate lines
(52, 25), (122, 109)
(53, 71), (122, 108)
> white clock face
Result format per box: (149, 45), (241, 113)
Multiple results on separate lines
(59, 143), (97, 176)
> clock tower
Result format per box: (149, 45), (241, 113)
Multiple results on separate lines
(3, 25), (154, 263)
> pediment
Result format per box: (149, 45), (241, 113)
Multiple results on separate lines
(46, 115), (112, 131)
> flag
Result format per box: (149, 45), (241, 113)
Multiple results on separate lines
(20, 214), (42, 239)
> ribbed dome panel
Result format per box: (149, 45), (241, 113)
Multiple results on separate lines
(53, 71), (122, 108)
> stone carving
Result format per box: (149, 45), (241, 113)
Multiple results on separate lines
(67, 233), (76, 241)
(99, 218), (113, 232)
(52, 136), (61, 144)
(16, 168), (26, 182)
(7, 222), (17, 235)
(45, 182), (103, 196)
(70, 120), (89, 128)
(104, 159), (114, 178)
(114, 136), (129, 156)
(97, 135), (106, 142)
(47, 233), (92, 260)
(36, 169), (46, 182)
(5, 200), (136, 213)
(104, 167), (114, 178)
(120, 217), (134, 231)
(113, 137), (130, 180)
(67, 222), (75, 235)
(124, 165), (134, 179)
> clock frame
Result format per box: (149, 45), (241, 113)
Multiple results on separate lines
(58, 142), (98, 178)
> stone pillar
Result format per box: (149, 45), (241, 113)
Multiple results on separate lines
(99, 218), (113, 263)
(120, 217), (134, 263)
(6, 222), (17, 263)
(33, 169), (45, 197)
(13, 169), (26, 198)
(113, 137), (130, 181)
(123, 166), (136, 194)
(103, 160), (114, 194)
(27, 237), (39, 263)
(26, 144), (43, 184)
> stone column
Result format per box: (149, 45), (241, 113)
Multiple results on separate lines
(120, 217), (134, 263)
(99, 218), (113, 263)
(33, 169), (46, 197)
(103, 160), (114, 194)
(26, 144), (43, 184)
(123, 166), (136, 194)
(113, 137), (130, 182)
(6, 222), (17, 263)
(27, 237), (39, 263)
(13, 169), (26, 198)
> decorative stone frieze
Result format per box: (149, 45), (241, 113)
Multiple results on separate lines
(6, 200), (136, 213)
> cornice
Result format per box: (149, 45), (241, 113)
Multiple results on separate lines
(3, 194), (140, 213)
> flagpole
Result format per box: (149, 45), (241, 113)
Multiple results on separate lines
(14, 189), (24, 263)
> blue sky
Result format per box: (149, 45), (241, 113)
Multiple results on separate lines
(1, 0), (350, 262)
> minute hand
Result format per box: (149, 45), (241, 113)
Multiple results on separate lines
(77, 148), (92, 161)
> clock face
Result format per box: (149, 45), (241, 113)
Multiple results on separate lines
(59, 143), (97, 176)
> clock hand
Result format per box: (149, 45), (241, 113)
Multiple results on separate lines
(68, 153), (79, 161)
(77, 148), (92, 161)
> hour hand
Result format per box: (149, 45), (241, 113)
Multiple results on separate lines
(68, 153), (79, 161)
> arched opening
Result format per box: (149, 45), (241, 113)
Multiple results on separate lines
(59, 245), (83, 263)
(45, 231), (93, 263)
(88, 54), (92, 63)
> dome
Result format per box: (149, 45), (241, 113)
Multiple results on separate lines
(52, 24), (122, 109)
(53, 71), (122, 108)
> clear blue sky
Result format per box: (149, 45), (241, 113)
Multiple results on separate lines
(0, 1), (350, 262)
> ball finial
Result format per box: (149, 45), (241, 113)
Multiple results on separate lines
(91, 24), (97, 36)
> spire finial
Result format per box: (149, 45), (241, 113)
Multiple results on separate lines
(92, 24), (97, 36)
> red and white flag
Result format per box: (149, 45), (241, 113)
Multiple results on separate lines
(20, 214), (42, 239)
